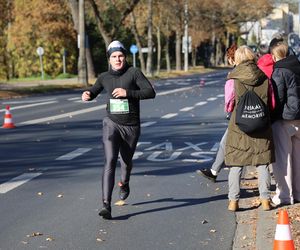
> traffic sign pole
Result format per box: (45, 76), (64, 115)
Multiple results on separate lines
(133, 53), (136, 68)
(130, 44), (139, 68)
(36, 47), (45, 79)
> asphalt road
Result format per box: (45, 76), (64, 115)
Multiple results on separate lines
(0, 70), (237, 250)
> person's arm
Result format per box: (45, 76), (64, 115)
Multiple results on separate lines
(267, 79), (276, 111)
(82, 77), (104, 101)
(224, 79), (235, 112)
(126, 69), (156, 99)
(271, 69), (286, 106)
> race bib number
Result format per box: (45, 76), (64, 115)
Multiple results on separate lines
(109, 99), (129, 114)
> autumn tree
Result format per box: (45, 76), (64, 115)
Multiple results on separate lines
(87, 0), (140, 47)
(9, 0), (77, 78)
(0, 0), (11, 80)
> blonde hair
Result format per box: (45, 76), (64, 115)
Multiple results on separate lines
(271, 42), (288, 61)
(234, 45), (257, 65)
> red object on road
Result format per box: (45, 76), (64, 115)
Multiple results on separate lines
(2, 106), (16, 129)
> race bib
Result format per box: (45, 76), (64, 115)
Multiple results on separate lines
(109, 99), (129, 114)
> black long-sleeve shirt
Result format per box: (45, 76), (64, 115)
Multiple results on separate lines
(88, 64), (156, 125)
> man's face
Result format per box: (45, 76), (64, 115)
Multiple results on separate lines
(109, 51), (126, 71)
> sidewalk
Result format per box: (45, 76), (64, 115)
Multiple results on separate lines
(0, 78), (86, 99)
(233, 166), (300, 250)
(0, 77), (87, 89)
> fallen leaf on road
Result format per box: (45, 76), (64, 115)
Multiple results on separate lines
(27, 232), (43, 237)
(114, 200), (126, 206)
(46, 237), (54, 241)
(210, 229), (217, 233)
(96, 238), (104, 242)
(37, 192), (43, 196)
(57, 194), (63, 198)
(242, 235), (247, 240)
(201, 220), (208, 224)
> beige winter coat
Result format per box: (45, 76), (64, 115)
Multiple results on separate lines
(225, 61), (275, 167)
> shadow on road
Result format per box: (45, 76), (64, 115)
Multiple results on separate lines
(112, 194), (227, 220)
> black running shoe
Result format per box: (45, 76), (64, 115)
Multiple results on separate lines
(196, 169), (217, 182)
(118, 182), (130, 200)
(99, 203), (112, 220)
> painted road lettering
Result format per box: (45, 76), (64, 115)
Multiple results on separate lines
(133, 141), (217, 162)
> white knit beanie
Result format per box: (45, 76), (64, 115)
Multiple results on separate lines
(107, 40), (127, 57)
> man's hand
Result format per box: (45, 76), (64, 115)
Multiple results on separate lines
(112, 88), (127, 98)
(82, 91), (91, 101)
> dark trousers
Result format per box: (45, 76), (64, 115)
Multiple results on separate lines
(102, 117), (140, 203)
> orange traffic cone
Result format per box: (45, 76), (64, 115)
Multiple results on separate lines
(273, 209), (295, 250)
(2, 106), (16, 129)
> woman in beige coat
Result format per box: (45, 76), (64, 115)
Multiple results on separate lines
(225, 46), (275, 211)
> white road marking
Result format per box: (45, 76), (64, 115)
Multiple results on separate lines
(19, 105), (106, 125)
(2, 98), (56, 104)
(0, 101), (58, 112)
(12, 80), (220, 125)
(0, 172), (42, 194)
(180, 107), (194, 112)
(141, 121), (157, 127)
(210, 142), (220, 152)
(195, 101), (207, 106)
(67, 97), (81, 101)
(217, 94), (224, 97)
(207, 97), (217, 101)
(56, 148), (92, 160)
(161, 113), (178, 119)
(157, 87), (193, 96)
(75, 100), (97, 103)
(205, 80), (220, 85)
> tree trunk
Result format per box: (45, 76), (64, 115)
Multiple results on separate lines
(165, 37), (171, 73)
(87, 0), (112, 47)
(165, 18), (171, 73)
(86, 35), (95, 79)
(146, 0), (153, 76)
(130, 12), (146, 73)
(156, 26), (161, 74)
(191, 47), (196, 67)
(78, 0), (88, 86)
(68, 0), (95, 79)
(175, 29), (181, 71)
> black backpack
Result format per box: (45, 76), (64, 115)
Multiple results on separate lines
(235, 84), (270, 134)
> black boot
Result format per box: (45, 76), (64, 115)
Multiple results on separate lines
(118, 181), (130, 200)
(196, 168), (217, 182)
(99, 202), (112, 220)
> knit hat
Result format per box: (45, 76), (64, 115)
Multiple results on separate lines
(107, 40), (127, 58)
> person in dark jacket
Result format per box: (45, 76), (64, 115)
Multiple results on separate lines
(270, 41), (300, 206)
(82, 41), (156, 219)
(225, 46), (275, 212)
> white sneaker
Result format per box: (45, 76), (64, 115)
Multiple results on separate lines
(271, 196), (293, 206)
(271, 196), (281, 206)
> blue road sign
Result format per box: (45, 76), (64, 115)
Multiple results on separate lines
(130, 44), (138, 54)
